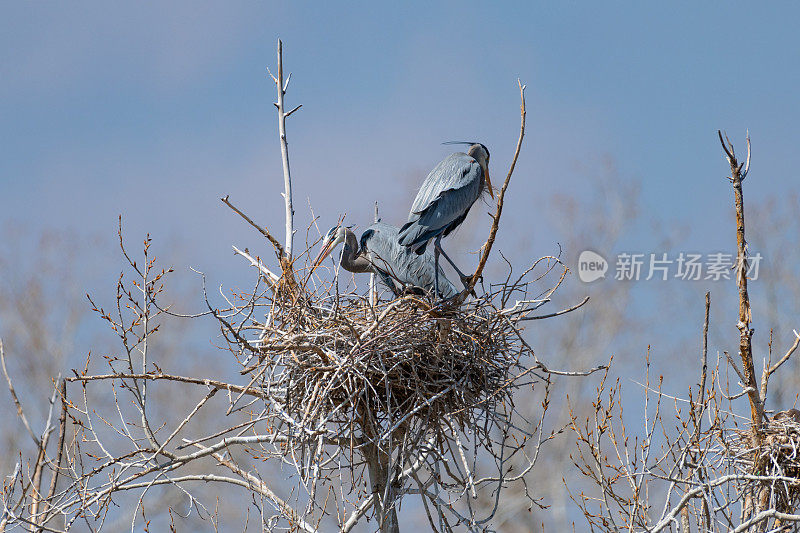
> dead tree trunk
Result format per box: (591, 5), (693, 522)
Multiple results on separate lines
(720, 131), (766, 528)
(720, 131), (762, 438)
(364, 441), (400, 533)
(275, 39), (295, 261)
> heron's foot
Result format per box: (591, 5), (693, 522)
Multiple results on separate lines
(460, 273), (481, 288)
(457, 275), (478, 298)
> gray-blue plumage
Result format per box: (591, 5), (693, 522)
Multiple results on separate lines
(396, 143), (492, 296)
(398, 144), (492, 255)
(313, 222), (458, 299)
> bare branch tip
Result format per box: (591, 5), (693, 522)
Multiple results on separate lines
(285, 104), (303, 118)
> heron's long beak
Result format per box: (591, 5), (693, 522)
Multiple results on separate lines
(483, 166), (494, 199)
(311, 240), (335, 273)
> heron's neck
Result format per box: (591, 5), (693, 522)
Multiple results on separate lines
(467, 147), (489, 188)
(467, 145), (487, 166)
(340, 232), (373, 273)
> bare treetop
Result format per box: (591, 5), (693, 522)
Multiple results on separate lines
(0, 44), (598, 533)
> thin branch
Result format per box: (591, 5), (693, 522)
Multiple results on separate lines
(341, 494), (375, 533)
(732, 509), (800, 533)
(720, 128), (763, 439)
(232, 245), (280, 284)
(66, 372), (266, 399)
(698, 291), (710, 419)
(742, 130), (751, 180)
(187, 442), (318, 533)
(285, 104), (303, 118)
(221, 195), (284, 258)
(517, 296), (590, 321)
(0, 338), (40, 447)
(42, 379), (68, 525)
(761, 329), (800, 399)
(458, 80), (526, 302)
(275, 38), (295, 259)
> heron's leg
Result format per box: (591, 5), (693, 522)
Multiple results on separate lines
(434, 239), (472, 289)
(432, 244), (441, 298)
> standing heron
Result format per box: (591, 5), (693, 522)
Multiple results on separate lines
(398, 142), (493, 295)
(311, 221), (458, 299)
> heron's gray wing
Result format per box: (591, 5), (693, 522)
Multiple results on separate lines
(362, 222), (399, 255)
(408, 153), (481, 217)
(411, 252), (459, 298)
(361, 224), (404, 294)
(364, 222), (458, 298)
(436, 274), (459, 299)
(374, 269), (402, 296)
(397, 167), (482, 249)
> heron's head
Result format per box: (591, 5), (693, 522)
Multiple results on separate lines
(445, 141), (493, 198)
(311, 225), (348, 272)
(467, 143), (493, 199)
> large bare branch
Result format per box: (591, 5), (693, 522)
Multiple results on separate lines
(719, 129), (764, 441)
(273, 39), (296, 260)
(459, 80), (526, 302)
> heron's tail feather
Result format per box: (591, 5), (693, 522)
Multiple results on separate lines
(398, 221), (427, 253)
(397, 220), (415, 243)
(399, 221), (443, 256)
(438, 276), (459, 299)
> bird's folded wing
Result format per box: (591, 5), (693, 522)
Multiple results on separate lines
(411, 176), (481, 236)
(409, 154), (481, 216)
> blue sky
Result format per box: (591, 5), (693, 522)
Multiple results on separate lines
(2, 1), (799, 317)
(3, 3), (800, 528)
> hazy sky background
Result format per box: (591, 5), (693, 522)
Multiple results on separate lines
(2, 2), (799, 365)
(4, 0), (800, 363)
(2, 2), (800, 528)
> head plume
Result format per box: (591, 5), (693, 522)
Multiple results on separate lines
(442, 141), (489, 158)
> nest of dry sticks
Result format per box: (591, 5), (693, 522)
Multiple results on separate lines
(234, 286), (530, 447)
(731, 410), (800, 508)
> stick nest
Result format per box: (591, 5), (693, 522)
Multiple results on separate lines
(732, 410), (800, 508)
(245, 292), (527, 442)
(220, 250), (570, 465)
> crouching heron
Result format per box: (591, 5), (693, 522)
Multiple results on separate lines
(312, 221), (458, 299)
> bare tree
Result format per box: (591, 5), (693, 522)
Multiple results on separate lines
(0, 228), (85, 472)
(477, 165), (644, 531)
(0, 45), (598, 532)
(569, 132), (800, 532)
(268, 38), (300, 262)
